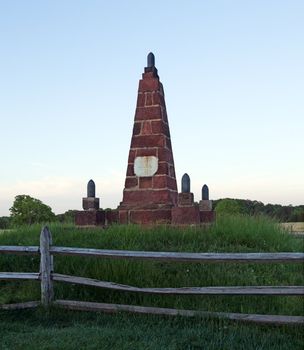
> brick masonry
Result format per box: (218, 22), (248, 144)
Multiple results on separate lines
(82, 197), (100, 210)
(171, 205), (201, 225)
(172, 190), (215, 225)
(199, 200), (213, 211)
(177, 193), (194, 207)
(200, 210), (216, 223)
(76, 54), (215, 227)
(75, 210), (105, 226)
(119, 59), (178, 224)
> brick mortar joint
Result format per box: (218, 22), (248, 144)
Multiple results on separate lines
(123, 188), (176, 192)
(134, 119), (164, 124)
(140, 133), (168, 136)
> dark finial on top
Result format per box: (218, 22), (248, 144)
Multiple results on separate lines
(202, 184), (209, 200)
(181, 173), (191, 193)
(87, 179), (96, 198)
(147, 52), (155, 68)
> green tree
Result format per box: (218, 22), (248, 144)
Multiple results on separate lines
(290, 207), (304, 222)
(215, 199), (244, 215)
(0, 216), (11, 229)
(10, 195), (56, 226)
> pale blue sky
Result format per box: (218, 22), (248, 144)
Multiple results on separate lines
(0, 0), (303, 215)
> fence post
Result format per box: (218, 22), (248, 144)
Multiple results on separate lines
(40, 226), (53, 307)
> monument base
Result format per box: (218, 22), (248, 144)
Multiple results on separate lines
(82, 197), (99, 210)
(199, 200), (212, 211)
(200, 210), (216, 223)
(75, 210), (105, 226)
(119, 208), (172, 225)
(105, 210), (119, 225)
(177, 192), (194, 206)
(171, 205), (200, 225)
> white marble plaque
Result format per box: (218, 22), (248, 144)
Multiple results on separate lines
(134, 156), (158, 177)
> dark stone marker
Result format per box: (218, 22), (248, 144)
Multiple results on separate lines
(181, 173), (190, 193)
(87, 179), (95, 198)
(147, 52), (155, 68)
(202, 184), (209, 200)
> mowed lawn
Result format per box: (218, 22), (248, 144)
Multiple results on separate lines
(0, 216), (303, 349)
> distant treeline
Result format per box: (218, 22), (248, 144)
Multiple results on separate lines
(0, 210), (78, 230)
(213, 199), (304, 222)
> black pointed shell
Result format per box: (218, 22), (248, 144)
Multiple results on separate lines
(202, 184), (209, 200)
(181, 173), (190, 193)
(87, 179), (96, 198)
(147, 52), (155, 67)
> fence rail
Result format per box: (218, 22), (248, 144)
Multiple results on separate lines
(52, 273), (304, 296)
(1, 246), (304, 263)
(0, 246), (39, 255)
(53, 300), (304, 326)
(0, 226), (304, 325)
(0, 272), (40, 280)
(49, 246), (304, 262)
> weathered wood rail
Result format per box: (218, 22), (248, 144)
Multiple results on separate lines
(0, 226), (304, 325)
(52, 273), (304, 296)
(49, 247), (304, 262)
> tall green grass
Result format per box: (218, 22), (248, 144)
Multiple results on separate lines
(1, 308), (303, 350)
(0, 215), (303, 316)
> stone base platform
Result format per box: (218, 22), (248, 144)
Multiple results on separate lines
(104, 210), (119, 225)
(171, 205), (200, 225)
(76, 208), (215, 226)
(200, 210), (216, 223)
(75, 210), (105, 226)
(75, 210), (120, 227)
(119, 208), (172, 225)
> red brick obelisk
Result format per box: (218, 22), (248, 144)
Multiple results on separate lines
(119, 53), (178, 224)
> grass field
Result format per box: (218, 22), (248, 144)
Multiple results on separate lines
(0, 229), (11, 234)
(1, 308), (303, 350)
(0, 215), (303, 349)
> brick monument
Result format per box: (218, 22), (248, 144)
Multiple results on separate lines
(171, 173), (201, 225)
(199, 184), (216, 223)
(75, 53), (215, 227)
(75, 179), (105, 226)
(118, 53), (178, 224)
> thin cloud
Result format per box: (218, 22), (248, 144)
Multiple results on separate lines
(0, 174), (125, 215)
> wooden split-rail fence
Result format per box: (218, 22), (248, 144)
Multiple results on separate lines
(0, 226), (304, 325)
